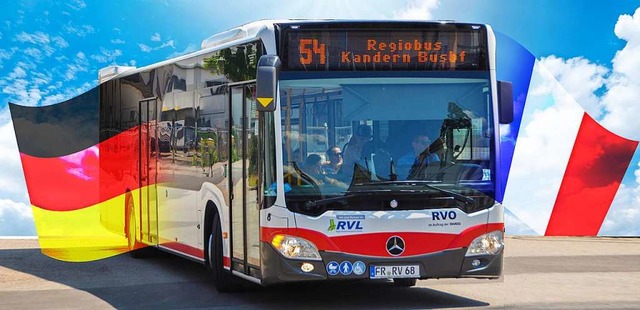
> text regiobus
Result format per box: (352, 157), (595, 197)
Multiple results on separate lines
(98, 20), (513, 291)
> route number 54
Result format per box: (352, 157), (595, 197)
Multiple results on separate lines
(299, 39), (326, 65)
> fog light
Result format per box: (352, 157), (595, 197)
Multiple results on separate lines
(301, 262), (314, 273)
(472, 259), (481, 268)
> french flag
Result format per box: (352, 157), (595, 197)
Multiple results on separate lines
(498, 34), (639, 236)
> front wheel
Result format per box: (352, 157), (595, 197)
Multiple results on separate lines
(127, 197), (150, 258)
(208, 215), (236, 292)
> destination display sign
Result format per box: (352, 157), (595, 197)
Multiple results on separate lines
(283, 27), (488, 71)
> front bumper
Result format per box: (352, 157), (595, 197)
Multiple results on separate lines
(260, 242), (503, 285)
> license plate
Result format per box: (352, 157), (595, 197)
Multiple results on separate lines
(370, 265), (420, 279)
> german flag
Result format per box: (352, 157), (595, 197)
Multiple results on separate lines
(9, 87), (155, 262)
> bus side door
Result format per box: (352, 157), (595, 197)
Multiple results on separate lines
(138, 98), (159, 245)
(229, 83), (261, 278)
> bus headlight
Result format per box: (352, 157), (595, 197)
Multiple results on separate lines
(465, 230), (503, 256)
(271, 234), (321, 261)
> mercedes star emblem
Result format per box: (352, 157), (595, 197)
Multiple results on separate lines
(386, 236), (405, 256)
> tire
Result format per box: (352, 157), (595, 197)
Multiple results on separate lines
(127, 197), (149, 259)
(208, 215), (236, 292)
(393, 278), (417, 287)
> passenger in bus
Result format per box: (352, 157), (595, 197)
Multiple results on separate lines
(303, 154), (345, 186)
(303, 154), (324, 175)
(397, 134), (440, 180)
(323, 146), (343, 174)
(291, 148), (302, 162)
(341, 124), (372, 175)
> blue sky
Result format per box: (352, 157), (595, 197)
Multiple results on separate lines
(1, 0), (639, 235)
(1, 0), (638, 109)
(1, 0), (637, 105)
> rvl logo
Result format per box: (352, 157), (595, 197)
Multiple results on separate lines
(328, 219), (363, 232)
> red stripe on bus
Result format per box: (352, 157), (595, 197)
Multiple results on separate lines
(223, 256), (230, 267)
(546, 113), (638, 236)
(161, 241), (205, 259)
(261, 223), (503, 257)
(19, 125), (163, 211)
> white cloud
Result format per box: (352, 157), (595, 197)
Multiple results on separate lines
(151, 32), (161, 42)
(0, 120), (32, 236)
(138, 43), (152, 53)
(160, 39), (175, 49)
(139, 40), (176, 53)
(0, 121), (30, 202)
(63, 23), (95, 37)
(90, 47), (123, 64)
(40, 81), (93, 106)
(23, 48), (43, 62)
(15, 31), (50, 45)
(0, 48), (13, 70)
(129, 59), (137, 66)
(0, 49), (13, 60)
(2, 62), (43, 107)
(31, 71), (52, 86)
(111, 38), (125, 44)
(66, 0), (87, 11)
(14, 31), (63, 56)
(599, 8), (640, 140)
(65, 52), (90, 80)
(600, 162), (640, 236)
(52, 36), (69, 48)
(9, 66), (27, 79)
(0, 199), (35, 236)
(393, 0), (439, 20)
(167, 43), (197, 59)
(538, 56), (608, 119)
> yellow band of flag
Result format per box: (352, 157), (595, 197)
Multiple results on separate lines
(31, 187), (155, 262)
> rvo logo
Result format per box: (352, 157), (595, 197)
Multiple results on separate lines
(432, 210), (457, 220)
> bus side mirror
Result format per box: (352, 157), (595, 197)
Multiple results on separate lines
(498, 81), (513, 124)
(256, 55), (281, 112)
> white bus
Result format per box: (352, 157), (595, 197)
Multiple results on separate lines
(97, 20), (512, 291)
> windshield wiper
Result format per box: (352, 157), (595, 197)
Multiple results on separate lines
(305, 181), (474, 209)
(305, 194), (358, 208)
(352, 180), (474, 205)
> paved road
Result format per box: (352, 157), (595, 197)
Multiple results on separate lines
(1, 237), (639, 309)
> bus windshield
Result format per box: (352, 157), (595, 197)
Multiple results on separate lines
(278, 74), (497, 215)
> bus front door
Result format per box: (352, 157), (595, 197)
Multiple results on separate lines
(138, 98), (159, 246)
(229, 84), (261, 279)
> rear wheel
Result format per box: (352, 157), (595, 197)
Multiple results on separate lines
(208, 215), (236, 292)
(393, 278), (417, 287)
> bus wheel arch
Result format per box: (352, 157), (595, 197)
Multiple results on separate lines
(205, 200), (236, 292)
(125, 189), (150, 258)
(203, 200), (217, 266)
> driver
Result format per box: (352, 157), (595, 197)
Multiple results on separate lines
(341, 124), (372, 175)
(397, 134), (440, 180)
